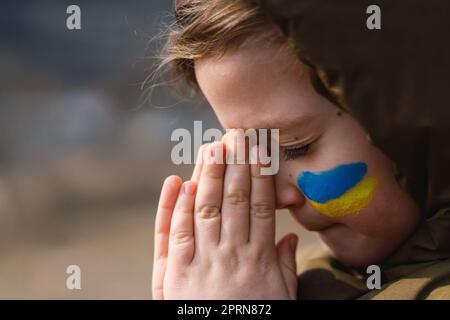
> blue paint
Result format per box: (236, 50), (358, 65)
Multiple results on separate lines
(297, 162), (367, 203)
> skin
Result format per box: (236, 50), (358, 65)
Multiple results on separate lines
(152, 40), (421, 299)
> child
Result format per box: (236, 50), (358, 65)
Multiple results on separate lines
(152, 0), (450, 299)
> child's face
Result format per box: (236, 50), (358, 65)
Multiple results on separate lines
(194, 42), (421, 266)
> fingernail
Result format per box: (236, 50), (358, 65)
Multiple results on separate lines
(214, 143), (223, 164)
(209, 143), (217, 161)
(183, 181), (196, 195)
(206, 143), (222, 165)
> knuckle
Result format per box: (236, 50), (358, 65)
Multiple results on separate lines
(204, 166), (223, 179)
(217, 246), (241, 269)
(255, 257), (272, 274)
(250, 170), (269, 179)
(197, 204), (221, 219)
(226, 255), (241, 270)
(225, 190), (249, 206)
(250, 202), (275, 219)
(170, 231), (193, 245)
(175, 205), (193, 215)
(250, 249), (274, 271)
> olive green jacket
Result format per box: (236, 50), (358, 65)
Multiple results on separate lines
(296, 208), (450, 299)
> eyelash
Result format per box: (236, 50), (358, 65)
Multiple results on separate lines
(283, 143), (311, 160)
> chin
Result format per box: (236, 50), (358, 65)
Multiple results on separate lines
(317, 225), (394, 267)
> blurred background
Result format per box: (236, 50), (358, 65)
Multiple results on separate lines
(0, 0), (317, 299)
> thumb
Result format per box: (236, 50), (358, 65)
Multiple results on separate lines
(276, 233), (298, 300)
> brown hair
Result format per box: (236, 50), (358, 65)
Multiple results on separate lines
(160, 0), (340, 107)
(160, 0), (284, 93)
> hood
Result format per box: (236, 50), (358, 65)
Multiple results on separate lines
(258, 0), (450, 217)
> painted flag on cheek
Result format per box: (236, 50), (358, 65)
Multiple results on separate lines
(297, 162), (378, 218)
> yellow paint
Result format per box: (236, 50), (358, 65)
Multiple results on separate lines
(309, 177), (378, 218)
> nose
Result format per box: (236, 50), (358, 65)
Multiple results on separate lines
(274, 173), (306, 209)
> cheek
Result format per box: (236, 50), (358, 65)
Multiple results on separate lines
(296, 162), (378, 218)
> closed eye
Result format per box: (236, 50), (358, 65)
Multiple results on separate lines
(283, 144), (310, 160)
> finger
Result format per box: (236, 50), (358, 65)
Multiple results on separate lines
(276, 234), (298, 300)
(168, 181), (197, 267)
(220, 130), (251, 245)
(249, 146), (276, 247)
(152, 175), (182, 300)
(191, 143), (210, 183)
(194, 142), (225, 253)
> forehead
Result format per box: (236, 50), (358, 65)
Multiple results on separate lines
(194, 42), (322, 130)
